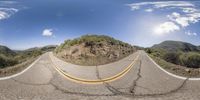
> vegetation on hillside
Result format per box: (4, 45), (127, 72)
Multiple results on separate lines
(0, 54), (18, 68)
(0, 45), (56, 69)
(55, 35), (136, 66)
(146, 41), (200, 68)
(55, 35), (131, 53)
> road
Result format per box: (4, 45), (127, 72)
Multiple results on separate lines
(0, 50), (200, 100)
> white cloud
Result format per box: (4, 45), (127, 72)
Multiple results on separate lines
(185, 31), (197, 36)
(42, 29), (54, 37)
(167, 11), (200, 27)
(168, 13), (189, 27)
(0, 8), (18, 20)
(182, 8), (197, 13)
(130, 5), (140, 11)
(154, 22), (180, 35)
(145, 8), (153, 12)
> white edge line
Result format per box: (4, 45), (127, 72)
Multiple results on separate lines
(146, 53), (200, 81)
(0, 56), (42, 80)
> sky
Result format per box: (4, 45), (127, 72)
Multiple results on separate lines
(0, 0), (200, 50)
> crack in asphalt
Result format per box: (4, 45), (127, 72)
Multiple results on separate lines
(95, 66), (123, 95)
(135, 85), (154, 93)
(131, 78), (189, 98)
(49, 80), (115, 97)
(129, 60), (142, 95)
(47, 72), (116, 97)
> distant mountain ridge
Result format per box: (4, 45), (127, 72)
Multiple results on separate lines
(23, 45), (57, 52)
(152, 40), (200, 52)
(0, 45), (16, 57)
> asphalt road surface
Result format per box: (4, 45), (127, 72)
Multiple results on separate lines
(0, 50), (200, 100)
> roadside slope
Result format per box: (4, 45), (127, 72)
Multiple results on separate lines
(55, 35), (136, 66)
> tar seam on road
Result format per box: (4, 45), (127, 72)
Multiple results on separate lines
(129, 60), (142, 95)
(95, 66), (123, 95)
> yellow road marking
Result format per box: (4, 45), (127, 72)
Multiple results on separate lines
(49, 53), (139, 84)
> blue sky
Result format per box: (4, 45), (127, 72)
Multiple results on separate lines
(0, 0), (200, 50)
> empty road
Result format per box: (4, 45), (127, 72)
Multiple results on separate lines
(0, 51), (200, 100)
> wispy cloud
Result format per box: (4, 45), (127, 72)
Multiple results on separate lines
(42, 29), (54, 37)
(0, 8), (18, 20)
(0, 1), (17, 6)
(0, 1), (20, 20)
(127, 1), (194, 11)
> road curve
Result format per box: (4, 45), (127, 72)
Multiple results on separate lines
(0, 51), (199, 100)
(49, 52), (140, 84)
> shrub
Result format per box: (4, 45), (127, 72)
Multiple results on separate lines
(146, 48), (152, 54)
(179, 52), (200, 68)
(0, 55), (18, 68)
(163, 52), (181, 64)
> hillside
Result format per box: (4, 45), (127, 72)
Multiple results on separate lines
(147, 40), (200, 68)
(55, 35), (136, 66)
(0, 45), (56, 69)
(0, 45), (16, 57)
(152, 40), (199, 52)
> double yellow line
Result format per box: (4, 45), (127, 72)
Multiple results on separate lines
(49, 53), (139, 84)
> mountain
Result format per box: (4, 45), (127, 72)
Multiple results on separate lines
(55, 35), (136, 66)
(148, 40), (200, 68)
(40, 45), (57, 52)
(152, 40), (199, 52)
(0, 45), (16, 57)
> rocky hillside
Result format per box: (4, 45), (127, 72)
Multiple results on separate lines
(55, 35), (136, 66)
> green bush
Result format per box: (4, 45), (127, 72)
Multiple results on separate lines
(0, 55), (18, 68)
(57, 35), (132, 51)
(179, 52), (200, 68)
(145, 48), (152, 54)
(163, 52), (181, 64)
(145, 48), (166, 58)
(147, 48), (200, 68)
